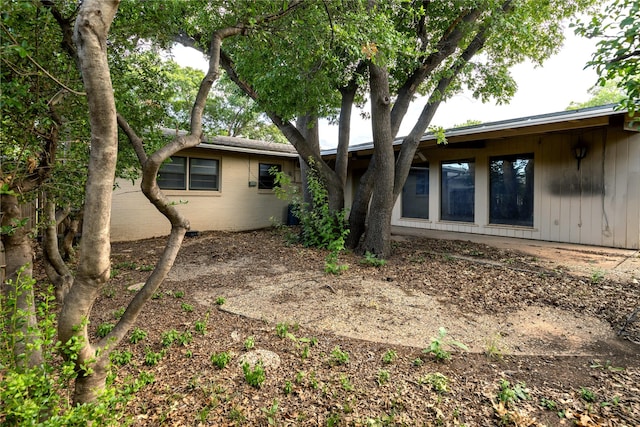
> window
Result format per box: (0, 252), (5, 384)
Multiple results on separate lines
(157, 156), (219, 191)
(189, 158), (218, 190)
(157, 156), (186, 190)
(258, 163), (281, 190)
(489, 154), (533, 226)
(441, 160), (475, 222)
(401, 165), (429, 219)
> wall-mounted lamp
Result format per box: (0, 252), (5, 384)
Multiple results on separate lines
(573, 143), (588, 170)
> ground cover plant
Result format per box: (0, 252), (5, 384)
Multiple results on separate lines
(20, 228), (640, 425)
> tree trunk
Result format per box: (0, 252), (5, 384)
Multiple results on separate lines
(42, 199), (74, 304)
(346, 165), (374, 249)
(359, 64), (395, 258)
(0, 193), (43, 368)
(58, 0), (121, 405)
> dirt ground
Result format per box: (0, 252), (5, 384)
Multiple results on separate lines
(90, 228), (639, 426)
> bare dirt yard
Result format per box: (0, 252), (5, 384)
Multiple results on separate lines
(90, 228), (639, 426)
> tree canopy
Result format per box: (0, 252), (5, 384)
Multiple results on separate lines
(573, 0), (640, 116)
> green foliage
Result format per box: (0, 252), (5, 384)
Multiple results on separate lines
(260, 399), (279, 426)
(161, 329), (180, 347)
(330, 346), (349, 365)
(172, 290), (185, 298)
(243, 336), (255, 350)
(0, 274), (132, 425)
(497, 379), (529, 406)
(242, 361), (266, 388)
(580, 387), (596, 402)
(211, 351), (231, 369)
(129, 328), (148, 344)
(272, 159), (349, 273)
(361, 251), (387, 267)
(376, 369), (390, 386)
(215, 297), (226, 305)
(144, 348), (164, 366)
(110, 350), (133, 366)
(96, 322), (115, 338)
(180, 302), (194, 312)
(567, 80), (626, 110)
(421, 372), (450, 394)
(424, 327), (469, 362)
(573, 0), (640, 118)
(382, 349), (397, 364)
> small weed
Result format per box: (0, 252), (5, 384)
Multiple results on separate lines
(228, 406), (246, 423)
(540, 398), (557, 410)
(181, 302), (194, 312)
(283, 380), (293, 395)
(382, 349), (397, 364)
(103, 286), (116, 298)
(330, 346), (349, 365)
(178, 331), (192, 346)
(327, 412), (341, 427)
(276, 322), (296, 340)
(115, 261), (138, 270)
(590, 269), (605, 284)
(413, 357), (424, 367)
(497, 379), (529, 405)
(194, 320), (207, 335)
(485, 333), (506, 360)
(377, 369), (390, 386)
(173, 290), (185, 298)
(580, 387), (596, 402)
(300, 345), (310, 360)
(129, 327), (148, 344)
(144, 348), (164, 366)
(110, 349), (133, 366)
(161, 329), (180, 347)
(215, 296), (226, 305)
(360, 251), (387, 267)
(340, 375), (353, 391)
(244, 336), (255, 350)
(243, 361), (266, 388)
(139, 264), (154, 272)
(211, 351), (231, 369)
(151, 292), (163, 300)
(422, 372), (449, 394)
(590, 360), (624, 372)
(424, 327), (469, 362)
(112, 307), (125, 319)
(294, 371), (305, 384)
(261, 399), (278, 425)
(96, 322), (115, 338)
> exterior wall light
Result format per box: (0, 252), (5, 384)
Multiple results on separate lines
(573, 144), (588, 170)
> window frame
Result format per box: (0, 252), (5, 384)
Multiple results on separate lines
(401, 164), (430, 219)
(157, 156), (220, 192)
(258, 162), (282, 190)
(489, 153), (534, 227)
(440, 159), (475, 223)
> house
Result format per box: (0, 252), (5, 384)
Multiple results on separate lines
(110, 133), (300, 242)
(326, 104), (639, 249)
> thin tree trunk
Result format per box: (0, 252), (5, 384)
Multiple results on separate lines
(58, 0), (121, 404)
(42, 198), (74, 304)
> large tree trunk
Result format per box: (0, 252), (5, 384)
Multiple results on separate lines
(0, 194), (43, 368)
(359, 64), (395, 258)
(57, 0), (121, 405)
(346, 166), (374, 249)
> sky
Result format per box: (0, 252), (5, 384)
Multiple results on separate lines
(171, 26), (600, 149)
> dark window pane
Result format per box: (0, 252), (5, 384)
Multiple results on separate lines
(440, 160), (475, 222)
(489, 154), (534, 226)
(189, 158), (219, 190)
(157, 157), (186, 190)
(259, 163), (281, 190)
(402, 165), (429, 219)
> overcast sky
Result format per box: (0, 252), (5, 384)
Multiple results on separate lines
(172, 26), (600, 149)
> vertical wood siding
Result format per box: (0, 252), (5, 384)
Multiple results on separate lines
(391, 123), (640, 249)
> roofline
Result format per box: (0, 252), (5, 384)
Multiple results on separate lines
(322, 104), (625, 156)
(161, 128), (299, 158)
